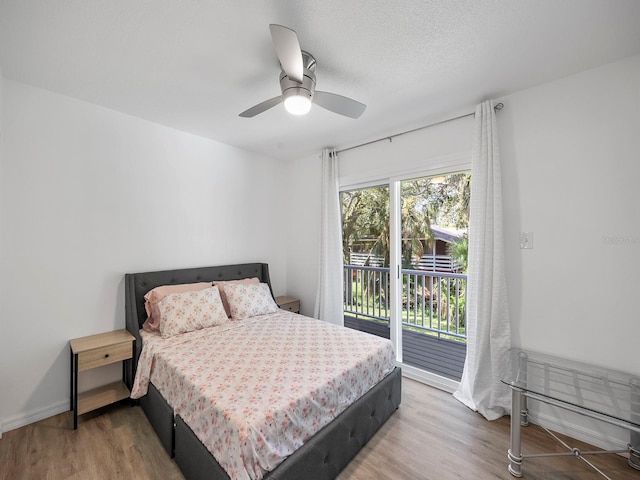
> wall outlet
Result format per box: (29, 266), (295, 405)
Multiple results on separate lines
(520, 232), (533, 249)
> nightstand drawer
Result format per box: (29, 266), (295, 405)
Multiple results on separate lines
(77, 342), (132, 371)
(275, 296), (300, 314)
(279, 300), (300, 313)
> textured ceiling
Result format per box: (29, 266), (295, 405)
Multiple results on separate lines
(1, 1), (640, 160)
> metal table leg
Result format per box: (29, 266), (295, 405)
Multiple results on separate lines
(508, 386), (523, 477)
(629, 444), (639, 471)
(631, 378), (640, 470)
(518, 352), (529, 427)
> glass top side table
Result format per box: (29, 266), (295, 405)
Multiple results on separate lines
(501, 348), (640, 478)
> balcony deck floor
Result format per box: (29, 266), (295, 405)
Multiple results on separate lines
(344, 314), (467, 381)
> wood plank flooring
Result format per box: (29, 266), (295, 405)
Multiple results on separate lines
(1, 378), (638, 480)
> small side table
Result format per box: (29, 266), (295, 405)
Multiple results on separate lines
(69, 329), (135, 429)
(503, 349), (640, 477)
(275, 295), (300, 314)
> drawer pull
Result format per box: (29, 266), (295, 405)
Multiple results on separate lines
(104, 354), (109, 358)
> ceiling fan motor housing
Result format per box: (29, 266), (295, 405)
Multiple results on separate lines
(279, 51), (317, 102)
(239, 32), (365, 119)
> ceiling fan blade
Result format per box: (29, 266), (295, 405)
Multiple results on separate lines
(239, 96), (283, 118)
(269, 24), (303, 83)
(314, 91), (366, 119)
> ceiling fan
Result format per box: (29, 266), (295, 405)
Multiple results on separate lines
(239, 24), (366, 119)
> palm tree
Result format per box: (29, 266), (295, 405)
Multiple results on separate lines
(400, 183), (434, 268)
(341, 186), (390, 265)
(447, 236), (468, 272)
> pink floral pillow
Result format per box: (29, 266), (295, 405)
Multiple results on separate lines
(224, 283), (279, 319)
(143, 281), (212, 332)
(212, 277), (259, 318)
(157, 286), (228, 338)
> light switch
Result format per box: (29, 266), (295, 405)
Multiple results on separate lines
(520, 232), (533, 249)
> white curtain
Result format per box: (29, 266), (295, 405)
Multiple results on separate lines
(314, 148), (344, 326)
(453, 100), (512, 420)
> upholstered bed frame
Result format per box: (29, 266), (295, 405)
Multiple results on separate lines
(125, 262), (401, 480)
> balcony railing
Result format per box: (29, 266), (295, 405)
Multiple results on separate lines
(343, 265), (467, 342)
(348, 253), (463, 273)
(415, 254), (462, 273)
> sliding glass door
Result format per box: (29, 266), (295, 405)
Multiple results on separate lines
(398, 173), (469, 380)
(341, 184), (391, 338)
(341, 172), (470, 381)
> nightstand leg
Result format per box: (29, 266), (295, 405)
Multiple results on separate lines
(73, 353), (79, 430)
(128, 340), (136, 406)
(69, 347), (73, 411)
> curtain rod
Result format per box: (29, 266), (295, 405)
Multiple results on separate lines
(335, 102), (504, 155)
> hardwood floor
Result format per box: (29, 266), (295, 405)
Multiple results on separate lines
(1, 378), (638, 480)
(339, 379), (639, 480)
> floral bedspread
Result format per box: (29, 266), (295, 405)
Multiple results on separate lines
(131, 311), (395, 480)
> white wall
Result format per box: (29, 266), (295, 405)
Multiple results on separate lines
(501, 54), (640, 371)
(0, 79), (288, 431)
(285, 54), (640, 449)
(284, 152), (322, 317)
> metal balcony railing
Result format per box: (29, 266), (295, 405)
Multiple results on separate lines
(343, 265), (467, 342)
(348, 253), (463, 273)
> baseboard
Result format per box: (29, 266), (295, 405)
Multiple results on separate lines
(1, 399), (69, 434)
(528, 411), (630, 452)
(398, 362), (459, 393)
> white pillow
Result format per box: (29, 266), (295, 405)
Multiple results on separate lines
(158, 286), (228, 338)
(224, 282), (279, 319)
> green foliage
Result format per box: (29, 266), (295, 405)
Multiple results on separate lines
(341, 185), (390, 265)
(447, 236), (469, 272)
(341, 172), (471, 342)
(341, 172), (471, 268)
(427, 173), (471, 228)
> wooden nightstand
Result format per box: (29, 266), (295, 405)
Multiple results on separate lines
(69, 329), (135, 429)
(275, 296), (300, 314)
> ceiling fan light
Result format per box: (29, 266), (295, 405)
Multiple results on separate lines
(284, 94), (312, 115)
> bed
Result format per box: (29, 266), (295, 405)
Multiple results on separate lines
(125, 262), (401, 480)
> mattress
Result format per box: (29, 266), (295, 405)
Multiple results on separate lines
(131, 310), (395, 480)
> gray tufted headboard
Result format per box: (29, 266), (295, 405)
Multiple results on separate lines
(124, 262), (273, 386)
